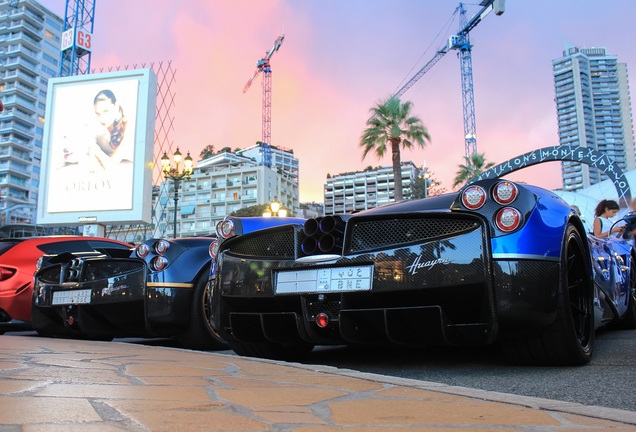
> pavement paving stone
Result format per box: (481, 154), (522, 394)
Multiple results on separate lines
(1, 335), (636, 431)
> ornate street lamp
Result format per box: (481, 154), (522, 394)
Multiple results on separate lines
(161, 148), (193, 238)
(263, 199), (287, 217)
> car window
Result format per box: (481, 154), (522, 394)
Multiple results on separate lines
(35, 240), (131, 255)
(0, 240), (21, 256)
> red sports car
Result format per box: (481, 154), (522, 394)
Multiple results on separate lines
(0, 236), (132, 333)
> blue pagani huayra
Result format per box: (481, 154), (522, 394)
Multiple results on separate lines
(211, 179), (636, 365)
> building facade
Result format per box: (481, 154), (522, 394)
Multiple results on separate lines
(0, 0), (63, 226)
(553, 46), (636, 191)
(323, 162), (420, 215)
(154, 150), (300, 239)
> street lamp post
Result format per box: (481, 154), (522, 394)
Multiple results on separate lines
(263, 199), (287, 217)
(161, 148), (194, 238)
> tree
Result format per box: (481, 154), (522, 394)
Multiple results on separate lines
(199, 144), (215, 160)
(230, 204), (293, 217)
(231, 204), (269, 217)
(453, 152), (496, 189)
(360, 96), (431, 201)
(410, 170), (443, 199)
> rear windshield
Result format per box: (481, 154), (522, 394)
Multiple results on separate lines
(0, 240), (21, 256)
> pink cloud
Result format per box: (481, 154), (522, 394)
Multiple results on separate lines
(38, 0), (635, 202)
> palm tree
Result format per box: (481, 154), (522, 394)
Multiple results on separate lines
(453, 152), (495, 189)
(360, 96), (431, 201)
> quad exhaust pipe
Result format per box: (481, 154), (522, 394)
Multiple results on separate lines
(301, 215), (346, 255)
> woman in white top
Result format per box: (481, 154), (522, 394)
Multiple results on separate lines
(593, 199), (624, 238)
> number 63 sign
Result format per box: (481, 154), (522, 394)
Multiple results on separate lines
(61, 27), (93, 52)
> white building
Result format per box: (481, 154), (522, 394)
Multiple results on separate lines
(323, 162), (420, 215)
(553, 47), (636, 192)
(157, 150), (299, 238)
(0, 0), (63, 226)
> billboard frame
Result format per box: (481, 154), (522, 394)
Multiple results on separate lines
(37, 69), (157, 226)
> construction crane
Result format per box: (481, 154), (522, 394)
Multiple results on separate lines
(243, 33), (285, 168)
(59, 0), (96, 76)
(394, 0), (504, 158)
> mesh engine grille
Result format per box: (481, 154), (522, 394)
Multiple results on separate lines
(227, 229), (296, 259)
(347, 218), (478, 253)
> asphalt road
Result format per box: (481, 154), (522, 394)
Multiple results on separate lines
(286, 327), (636, 412)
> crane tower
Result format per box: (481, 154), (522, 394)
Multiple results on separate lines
(243, 34), (285, 167)
(394, 0), (504, 158)
(59, 0), (95, 77)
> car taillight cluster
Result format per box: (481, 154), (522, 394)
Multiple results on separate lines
(461, 181), (522, 233)
(216, 219), (235, 239)
(136, 240), (172, 271)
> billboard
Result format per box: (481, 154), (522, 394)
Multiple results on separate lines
(37, 69), (157, 225)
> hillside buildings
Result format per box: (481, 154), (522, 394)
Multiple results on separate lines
(553, 46), (636, 191)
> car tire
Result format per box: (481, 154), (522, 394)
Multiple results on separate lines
(502, 224), (594, 365)
(228, 341), (314, 361)
(175, 272), (228, 351)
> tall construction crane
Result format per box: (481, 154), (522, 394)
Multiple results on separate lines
(243, 33), (285, 167)
(59, 0), (95, 77)
(394, 0), (504, 158)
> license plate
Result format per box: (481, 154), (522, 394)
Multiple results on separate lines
(52, 289), (92, 305)
(275, 265), (373, 294)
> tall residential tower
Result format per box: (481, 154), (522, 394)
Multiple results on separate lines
(553, 46), (635, 191)
(0, 0), (63, 228)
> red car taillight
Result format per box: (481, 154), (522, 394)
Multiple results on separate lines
(461, 185), (487, 210)
(495, 207), (522, 232)
(0, 267), (15, 281)
(151, 256), (168, 271)
(217, 219), (235, 239)
(492, 181), (518, 205)
(208, 240), (219, 260)
(153, 240), (170, 255)
(136, 243), (150, 258)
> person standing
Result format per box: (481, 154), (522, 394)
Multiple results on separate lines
(593, 199), (624, 238)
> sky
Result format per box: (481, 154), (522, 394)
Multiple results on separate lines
(38, 0), (636, 203)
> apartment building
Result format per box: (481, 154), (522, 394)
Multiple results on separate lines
(156, 150), (299, 238)
(553, 46), (635, 191)
(323, 162), (420, 215)
(0, 0), (63, 226)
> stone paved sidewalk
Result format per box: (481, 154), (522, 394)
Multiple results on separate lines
(1, 334), (635, 431)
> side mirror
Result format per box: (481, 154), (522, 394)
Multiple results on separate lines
(624, 211), (636, 225)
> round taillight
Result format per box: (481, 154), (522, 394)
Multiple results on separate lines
(316, 312), (329, 328)
(462, 185), (487, 210)
(495, 207), (522, 232)
(493, 181), (518, 205)
(217, 219), (235, 239)
(154, 240), (170, 255)
(136, 243), (150, 258)
(209, 240), (219, 260)
(151, 256), (169, 271)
